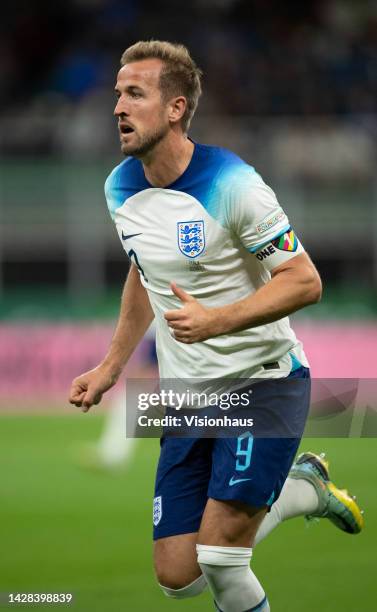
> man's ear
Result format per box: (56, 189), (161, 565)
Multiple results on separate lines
(168, 96), (187, 124)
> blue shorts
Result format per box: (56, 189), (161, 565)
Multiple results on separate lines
(153, 367), (310, 540)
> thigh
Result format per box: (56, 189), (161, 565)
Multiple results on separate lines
(153, 436), (213, 540)
(154, 533), (201, 588)
(198, 498), (268, 547)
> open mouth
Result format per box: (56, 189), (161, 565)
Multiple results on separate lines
(119, 125), (134, 135)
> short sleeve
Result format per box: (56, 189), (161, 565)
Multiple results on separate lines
(226, 168), (305, 271)
(104, 165), (122, 220)
(229, 171), (290, 252)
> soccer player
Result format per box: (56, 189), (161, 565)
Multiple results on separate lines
(69, 41), (363, 612)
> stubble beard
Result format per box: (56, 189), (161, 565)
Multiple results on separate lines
(121, 124), (169, 159)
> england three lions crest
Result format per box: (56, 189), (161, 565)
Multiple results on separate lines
(153, 496), (162, 526)
(177, 220), (205, 259)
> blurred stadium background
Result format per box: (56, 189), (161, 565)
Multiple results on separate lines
(0, 1), (376, 610)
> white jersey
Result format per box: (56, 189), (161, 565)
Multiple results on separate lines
(105, 142), (309, 381)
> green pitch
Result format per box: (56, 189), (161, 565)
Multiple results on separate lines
(0, 414), (375, 611)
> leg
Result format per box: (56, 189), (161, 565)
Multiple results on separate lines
(154, 533), (206, 597)
(198, 498), (267, 547)
(196, 421), (309, 610)
(254, 475), (318, 545)
(195, 434), (278, 612)
(195, 369), (312, 610)
(197, 498), (270, 612)
(153, 436), (212, 598)
(255, 450), (365, 545)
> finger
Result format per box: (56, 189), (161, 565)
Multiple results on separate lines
(167, 321), (190, 331)
(171, 282), (195, 303)
(81, 399), (93, 412)
(174, 334), (194, 344)
(164, 309), (185, 321)
(172, 329), (191, 340)
(69, 378), (87, 399)
(69, 390), (86, 406)
(75, 395), (85, 407)
(82, 388), (101, 410)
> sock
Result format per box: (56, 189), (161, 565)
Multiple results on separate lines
(254, 477), (318, 546)
(197, 544), (270, 612)
(160, 574), (207, 599)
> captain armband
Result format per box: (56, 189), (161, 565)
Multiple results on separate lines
(253, 227), (305, 272)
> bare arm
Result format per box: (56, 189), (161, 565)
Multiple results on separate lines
(69, 264), (154, 410)
(165, 253), (322, 342)
(102, 263), (154, 372)
(210, 252), (322, 334)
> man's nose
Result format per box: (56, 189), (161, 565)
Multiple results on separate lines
(114, 98), (129, 116)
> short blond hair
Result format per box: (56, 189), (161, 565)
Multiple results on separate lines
(121, 40), (202, 132)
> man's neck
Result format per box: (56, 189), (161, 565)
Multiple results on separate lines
(142, 133), (194, 188)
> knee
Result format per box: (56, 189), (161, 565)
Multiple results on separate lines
(154, 535), (206, 598)
(154, 535), (203, 593)
(154, 556), (203, 591)
(156, 568), (191, 591)
(156, 567), (206, 599)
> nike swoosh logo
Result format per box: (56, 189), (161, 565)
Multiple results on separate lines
(122, 232), (142, 241)
(229, 476), (252, 486)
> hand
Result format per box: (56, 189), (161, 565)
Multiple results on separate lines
(69, 363), (120, 412)
(164, 282), (219, 343)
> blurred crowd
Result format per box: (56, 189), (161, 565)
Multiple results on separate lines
(1, 0), (376, 295)
(0, 0), (376, 160)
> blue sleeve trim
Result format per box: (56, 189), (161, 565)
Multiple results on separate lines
(248, 224), (291, 253)
(105, 157), (149, 219)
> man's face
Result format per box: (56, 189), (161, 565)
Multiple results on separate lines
(114, 58), (170, 158)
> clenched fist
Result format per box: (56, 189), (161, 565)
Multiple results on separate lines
(69, 363), (120, 412)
